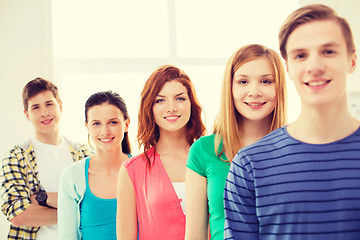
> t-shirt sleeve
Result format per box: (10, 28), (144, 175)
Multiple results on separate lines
(224, 152), (259, 240)
(186, 138), (207, 178)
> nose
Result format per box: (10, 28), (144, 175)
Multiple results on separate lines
(41, 108), (49, 117)
(248, 82), (262, 97)
(306, 54), (325, 76)
(167, 100), (177, 113)
(100, 125), (110, 135)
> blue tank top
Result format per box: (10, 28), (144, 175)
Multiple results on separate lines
(79, 158), (118, 240)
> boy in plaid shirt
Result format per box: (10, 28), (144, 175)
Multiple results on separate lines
(1, 78), (91, 240)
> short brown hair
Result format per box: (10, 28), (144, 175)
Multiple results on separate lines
(279, 4), (355, 60)
(22, 77), (61, 111)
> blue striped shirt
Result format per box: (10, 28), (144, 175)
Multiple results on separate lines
(224, 126), (360, 240)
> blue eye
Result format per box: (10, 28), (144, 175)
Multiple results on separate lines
(110, 121), (118, 125)
(177, 97), (186, 101)
(155, 99), (165, 103)
(261, 79), (273, 84)
(92, 122), (100, 126)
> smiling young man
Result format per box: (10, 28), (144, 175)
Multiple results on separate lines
(1, 78), (91, 240)
(224, 4), (360, 240)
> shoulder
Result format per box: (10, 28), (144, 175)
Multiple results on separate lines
(232, 127), (290, 166)
(11, 139), (32, 153)
(345, 126), (360, 142)
(59, 158), (87, 201)
(16, 139), (32, 151)
(190, 134), (216, 153)
(60, 157), (87, 195)
(123, 152), (149, 169)
(61, 157), (87, 181)
(187, 135), (222, 174)
(3, 140), (32, 160)
(64, 137), (93, 158)
(196, 134), (216, 145)
(122, 151), (154, 184)
(242, 127), (288, 153)
(64, 137), (86, 150)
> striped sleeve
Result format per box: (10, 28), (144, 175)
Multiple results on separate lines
(224, 153), (259, 240)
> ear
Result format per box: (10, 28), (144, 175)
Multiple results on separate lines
(285, 60), (289, 73)
(24, 110), (30, 121)
(348, 51), (357, 74)
(124, 118), (130, 133)
(85, 122), (89, 131)
(59, 100), (63, 113)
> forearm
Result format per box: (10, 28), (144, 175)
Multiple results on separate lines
(10, 203), (57, 227)
(117, 167), (137, 240)
(185, 169), (209, 240)
(46, 192), (58, 208)
(30, 192), (58, 209)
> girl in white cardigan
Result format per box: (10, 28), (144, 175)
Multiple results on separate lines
(58, 91), (131, 240)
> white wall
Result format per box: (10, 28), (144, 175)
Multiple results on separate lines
(0, 0), (51, 237)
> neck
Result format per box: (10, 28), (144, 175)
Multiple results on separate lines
(35, 131), (62, 145)
(156, 128), (190, 154)
(288, 100), (359, 144)
(93, 147), (127, 168)
(241, 116), (272, 146)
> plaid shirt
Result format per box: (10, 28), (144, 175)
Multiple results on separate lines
(1, 138), (91, 240)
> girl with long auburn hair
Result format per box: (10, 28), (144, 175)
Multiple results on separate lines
(185, 44), (287, 239)
(116, 65), (206, 240)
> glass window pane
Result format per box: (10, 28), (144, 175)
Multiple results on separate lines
(176, 0), (300, 58)
(52, 0), (169, 58)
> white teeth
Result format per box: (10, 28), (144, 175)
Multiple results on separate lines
(165, 116), (179, 120)
(247, 103), (263, 106)
(307, 81), (327, 86)
(100, 138), (112, 143)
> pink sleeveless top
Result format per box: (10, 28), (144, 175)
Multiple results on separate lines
(123, 147), (185, 240)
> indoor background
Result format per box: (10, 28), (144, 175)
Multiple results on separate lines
(0, 0), (359, 237)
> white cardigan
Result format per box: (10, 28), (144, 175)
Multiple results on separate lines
(58, 158), (88, 240)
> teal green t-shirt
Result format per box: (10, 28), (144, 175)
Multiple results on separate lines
(186, 134), (230, 240)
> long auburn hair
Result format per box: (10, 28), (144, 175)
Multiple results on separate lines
(137, 65), (206, 165)
(213, 44), (287, 162)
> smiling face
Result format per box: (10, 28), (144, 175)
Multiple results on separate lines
(85, 103), (129, 152)
(232, 57), (277, 122)
(285, 20), (356, 107)
(25, 90), (63, 141)
(152, 80), (191, 134)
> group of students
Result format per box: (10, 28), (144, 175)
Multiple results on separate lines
(1, 4), (360, 240)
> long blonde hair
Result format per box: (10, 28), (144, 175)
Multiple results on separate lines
(213, 44), (287, 161)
